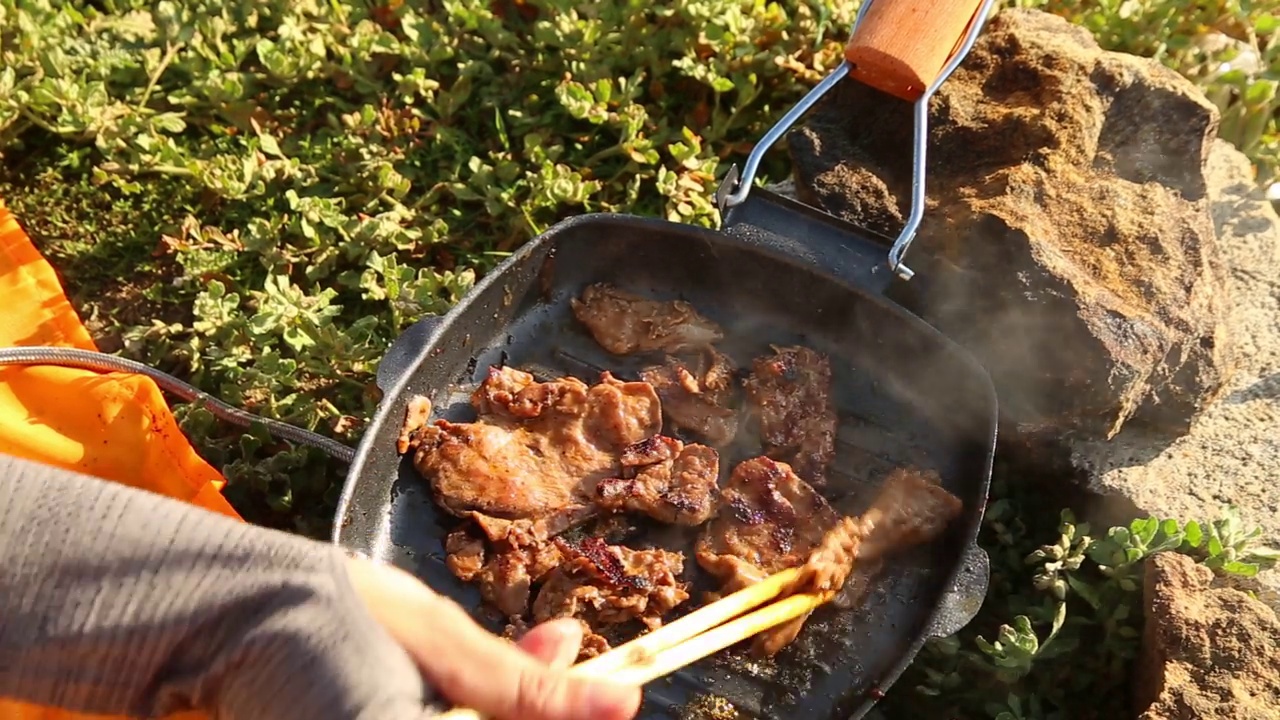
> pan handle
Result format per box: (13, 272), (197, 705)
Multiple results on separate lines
(716, 0), (996, 281)
(844, 0), (989, 103)
(376, 314), (444, 394)
(925, 542), (989, 639)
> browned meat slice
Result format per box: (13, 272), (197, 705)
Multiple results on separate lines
(465, 504), (598, 545)
(396, 395), (433, 454)
(792, 467), (963, 595)
(532, 537), (690, 641)
(743, 346), (837, 486)
(755, 556), (885, 657)
(696, 456), (840, 594)
(856, 467), (964, 558)
(445, 525), (567, 618)
(730, 466), (963, 658)
(412, 366), (662, 521)
(501, 617), (530, 642)
(444, 527), (486, 581)
(576, 620), (613, 658)
(695, 456), (842, 657)
(640, 348), (740, 446)
(596, 435), (721, 526)
(571, 282), (724, 355)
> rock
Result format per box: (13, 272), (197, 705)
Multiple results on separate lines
(785, 8), (1236, 440)
(1135, 552), (1280, 720)
(1073, 138), (1280, 607)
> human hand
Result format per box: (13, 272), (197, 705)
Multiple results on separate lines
(343, 554), (642, 720)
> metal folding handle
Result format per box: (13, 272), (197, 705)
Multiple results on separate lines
(717, 0), (997, 281)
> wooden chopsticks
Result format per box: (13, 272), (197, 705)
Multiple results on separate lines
(437, 566), (829, 720)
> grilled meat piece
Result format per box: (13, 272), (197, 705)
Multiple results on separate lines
(444, 527), (486, 582)
(501, 617), (530, 642)
(695, 456), (842, 658)
(575, 620), (613, 658)
(445, 526), (566, 618)
(422, 366), (708, 621)
(696, 456), (840, 595)
(396, 395), (433, 454)
(412, 366), (662, 522)
(743, 346), (837, 486)
(465, 504), (599, 545)
(792, 467), (963, 596)
(597, 435), (721, 526)
(640, 348), (741, 446)
(755, 556), (885, 657)
(857, 468), (964, 557)
(571, 283), (724, 355)
(748, 467), (963, 658)
(532, 537), (690, 659)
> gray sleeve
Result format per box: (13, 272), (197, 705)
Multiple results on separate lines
(0, 452), (441, 720)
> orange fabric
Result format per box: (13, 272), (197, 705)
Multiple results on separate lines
(0, 200), (240, 720)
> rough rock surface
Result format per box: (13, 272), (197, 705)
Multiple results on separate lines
(1135, 552), (1280, 720)
(1073, 139), (1280, 608)
(786, 8), (1236, 440)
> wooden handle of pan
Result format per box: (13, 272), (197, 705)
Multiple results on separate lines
(844, 0), (986, 102)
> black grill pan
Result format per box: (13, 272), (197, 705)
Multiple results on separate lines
(332, 207), (997, 719)
(332, 2), (1000, 717)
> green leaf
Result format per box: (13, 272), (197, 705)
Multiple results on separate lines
(1221, 560), (1260, 578)
(1245, 79), (1278, 106)
(1183, 521), (1204, 549)
(1208, 535), (1225, 557)
(1132, 517), (1157, 545)
(258, 133), (284, 158)
(1066, 573), (1103, 610)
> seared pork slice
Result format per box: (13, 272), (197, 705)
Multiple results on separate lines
(396, 395), (433, 454)
(575, 619), (612, 658)
(444, 527), (486, 582)
(571, 283), (724, 355)
(695, 456), (840, 657)
(756, 556), (885, 657)
(465, 505), (599, 545)
(640, 348), (741, 446)
(413, 366), (662, 520)
(743, 346), (837, 487)
(755, 467), (963, 657)
(696, 457), (840, 594)
(855, 467), (964, 559)
(445, 526), (565, 618)
(791, 467), (963, 595)
(596, 435), (721, 526)
(532, 537), (690, 659)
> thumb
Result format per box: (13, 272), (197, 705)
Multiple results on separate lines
(516, 618), (586, 669)
(420, 601), (639, 720)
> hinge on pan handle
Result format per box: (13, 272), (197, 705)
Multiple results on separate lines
(715, 0), (997, 282)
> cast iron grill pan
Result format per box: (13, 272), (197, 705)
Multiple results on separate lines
(333, 213), (996, 720)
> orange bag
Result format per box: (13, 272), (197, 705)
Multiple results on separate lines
(0, 200), (238, 720)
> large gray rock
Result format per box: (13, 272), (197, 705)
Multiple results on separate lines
(1073, 139), (1280, 606)
(786, 8), (1236, 441)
